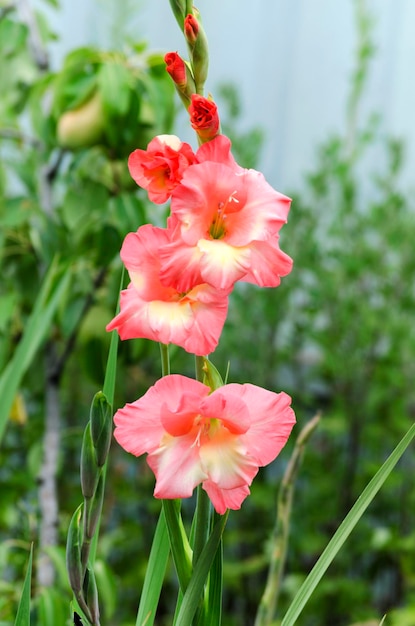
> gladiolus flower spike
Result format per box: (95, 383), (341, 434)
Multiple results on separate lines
(113, 375), (296, 514)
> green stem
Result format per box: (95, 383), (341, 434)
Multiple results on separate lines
(255, 414), (321, 626)
(192, 355), (211, 566)
(159, 343), (171, 377)
(162, 499), (193, 593)
(194, 354), (205, 383)
(192, 486), (211, 567)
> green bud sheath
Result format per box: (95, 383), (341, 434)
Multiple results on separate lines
(90, 391), (112, 467)
(84, 566), (101, 625)
(81, 422), (100, 499)
(169, 0), (186, 29)
(66, 504), (84, 594)
(202, 357), (224, 391)
(84, 471), (105, 541)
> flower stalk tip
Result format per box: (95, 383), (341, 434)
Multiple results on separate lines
(184, 11), (209, 93)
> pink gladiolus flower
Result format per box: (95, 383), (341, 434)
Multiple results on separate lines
(128, 134), (197, 204)
(113, 374), (296, 514)
(158, 135), (293, 291)
(106, 224), (229, 356)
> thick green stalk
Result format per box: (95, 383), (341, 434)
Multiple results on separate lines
(162, 499), (193, 593)
(159, 343), (171, 376)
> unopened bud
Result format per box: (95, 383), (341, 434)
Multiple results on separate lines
(186, 10), (209, 92)
(80, 423), (100, 499)
(202, 357), (224, 391)
(83, 566), (100, 625)
(90, 391), (112, 467)
(84, 472), (105, 541)
(66, 504), (84, 594)
(188, 94), (220, 142)
(164, 52), (196, 105)
(184, 13), (198, 47)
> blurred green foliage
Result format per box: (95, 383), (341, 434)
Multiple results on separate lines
(1, 1), (414, 626)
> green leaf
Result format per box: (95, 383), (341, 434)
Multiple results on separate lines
(14, 544), (33, 626)
(0, 259), (71, 444)
(280, 422), (415, 626)
(202, 515), (223, 626)
(102, 268), (123, 405)
(162, 500), (193, 593)
(174, 512), (228, 626)
(98, 61), (131, 118)
(135, 509), (170, 626)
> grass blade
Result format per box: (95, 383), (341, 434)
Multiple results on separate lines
(0, 259), (70, 443)
(281, 422), (415, 626)
(14, 544), (33, 626)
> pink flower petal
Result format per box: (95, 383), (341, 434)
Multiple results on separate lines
(170, 161), (249, 245)
(242, 237), (293, 287)
(113, 384), (166, 456)
(107, 225), (229, 355)
(197, 239), (251, 290)
(196, 135), (242, 171)
(199, 427), (259, 489)
(202, 480), (251, 514)
(148, 431), (207, 499)
(226, 385), (296, 466)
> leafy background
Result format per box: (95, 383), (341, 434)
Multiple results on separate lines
(1, 0), (414, 625)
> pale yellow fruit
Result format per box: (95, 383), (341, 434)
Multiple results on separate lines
(57, 91), (105, 149)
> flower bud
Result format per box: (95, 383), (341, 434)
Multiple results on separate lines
(202, 357), (224, 391)
(164, 52), (196, 105)
(83, 566), (100, 625)
(184, 13), (198, 47)
(188, 94), (220, 142)
(66, 504), (84, 594)
(185, 10), (209, 91)
(84, 472), (105, 541)
(90, 391), (112, 467)
(80, 423), (100, 499)
(165, 51), (187, 88)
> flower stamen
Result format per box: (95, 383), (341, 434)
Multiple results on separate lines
(209, 191), (238, 239)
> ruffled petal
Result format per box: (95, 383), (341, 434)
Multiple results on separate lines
(196, 134), (242, 171)
(199, 427), (259, 489)
(148, 430), (207, 499)
(113, 383), (167, 456)
(242, 237), (293, 287)
(197, 239), (251, 290)
(202, 480), (251, 514)
(224, 170), (291, 246)
(225, 385), (296, 466)
(170, 161), (248, 245)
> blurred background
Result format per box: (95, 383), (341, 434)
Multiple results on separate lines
(1, 0), (415, 624)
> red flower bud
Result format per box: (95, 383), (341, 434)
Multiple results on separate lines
(184, 14), (199, 46)
(188, 94), (219, 142)
(165, 52), (188, 88)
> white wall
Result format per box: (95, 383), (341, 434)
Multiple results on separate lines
(43, 0), (415, 193)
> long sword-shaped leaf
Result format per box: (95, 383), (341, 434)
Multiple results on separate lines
(174, 512), (228, 626)
(135, 509), (170, 626)
(0, 259), (70, 443)
(14, 544), (33, 626)
(281, 422), (415, 626)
